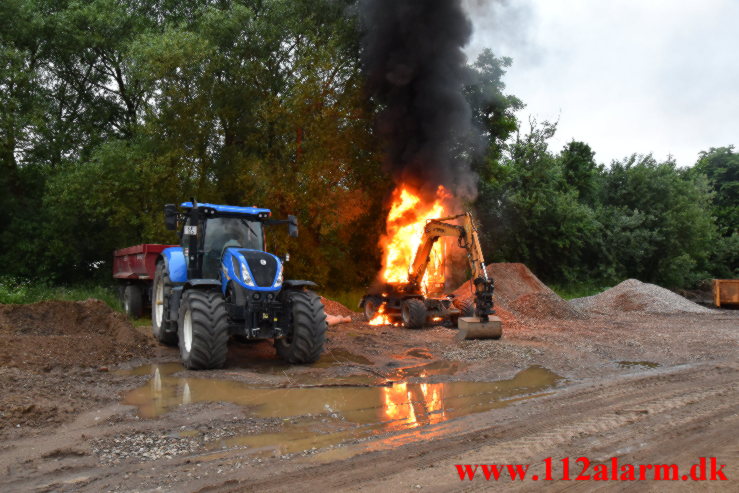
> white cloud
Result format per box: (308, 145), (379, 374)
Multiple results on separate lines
(464, 0), (739, 166)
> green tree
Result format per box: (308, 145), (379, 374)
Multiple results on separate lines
(0, 0), (386, 289)
(692, 146), (738, 277)
(464, 49), (523, 181)
(693, 146), (738, 236)
(476, 120), (603, 282)
(559, 141), (600, 205)
(600, 155), (717, 287)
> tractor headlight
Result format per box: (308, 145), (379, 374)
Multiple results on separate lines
(240, 261), (256, 287)
(274, 263), (283, 288)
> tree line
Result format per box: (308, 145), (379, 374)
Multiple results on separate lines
(1, 0), (736, 291)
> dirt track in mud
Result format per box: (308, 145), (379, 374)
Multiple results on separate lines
(1, 284), (738, 492)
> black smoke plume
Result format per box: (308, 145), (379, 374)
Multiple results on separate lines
(360, 0), (478, 202)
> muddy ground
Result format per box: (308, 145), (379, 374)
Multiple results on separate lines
(1, 291), (737, 491)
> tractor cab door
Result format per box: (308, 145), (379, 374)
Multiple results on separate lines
(181, 216), (199, 273)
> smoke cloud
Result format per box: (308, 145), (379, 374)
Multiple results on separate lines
(462, 0), (536, 62)
(359, 0), (480, 202)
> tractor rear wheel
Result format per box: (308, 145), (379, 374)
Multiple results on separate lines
(401, 299), (427, 329)
(177, 290), (229, 370)
(452, 297), (475, 317)
(123, 284), (144, 318)
(151, 262), (177, 345)
(276, 290), (326, 364)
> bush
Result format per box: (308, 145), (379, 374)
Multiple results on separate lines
(0, 277), (122, 311)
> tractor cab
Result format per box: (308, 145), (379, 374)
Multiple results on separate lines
(172, 202), (271, 279)
(166, 202), (289, 281)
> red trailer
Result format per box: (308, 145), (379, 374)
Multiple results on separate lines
(113, 244), (177, 317)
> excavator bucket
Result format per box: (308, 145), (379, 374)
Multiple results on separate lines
(455, 316), (502, 341)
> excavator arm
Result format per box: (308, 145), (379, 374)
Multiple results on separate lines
(407, 221), (462, 288)
(408, 213), (495, 321)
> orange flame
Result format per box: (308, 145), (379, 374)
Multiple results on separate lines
(367, 185), (452, 326)
(368, 303), (391, 326)
(380, 185), (450, 287)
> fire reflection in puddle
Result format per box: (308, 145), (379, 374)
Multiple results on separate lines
(119, 364), (562, 456)
(382, 379), (445, 427)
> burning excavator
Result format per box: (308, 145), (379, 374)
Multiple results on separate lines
(360, 199), (502, 340)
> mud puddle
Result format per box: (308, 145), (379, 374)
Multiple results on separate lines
(120, 364), (562, 457)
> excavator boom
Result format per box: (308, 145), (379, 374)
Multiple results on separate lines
(408, 213), (495, 324)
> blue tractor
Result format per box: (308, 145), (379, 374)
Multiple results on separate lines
(151, 201), (327, 369)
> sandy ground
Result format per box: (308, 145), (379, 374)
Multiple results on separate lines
(0, 296), (737, 492)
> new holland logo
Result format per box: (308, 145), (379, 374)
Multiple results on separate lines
(260, 259), (267, 265)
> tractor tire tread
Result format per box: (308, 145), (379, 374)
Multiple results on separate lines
(152, 262), (178, 346)
(277, 290), (326, 364)
(178, 290), (229, 370)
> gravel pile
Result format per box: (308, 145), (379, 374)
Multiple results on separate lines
(508, 292), (586, 320)
(570, 279), (714, 315)
(320, 297), (355, 317)
(453, 263), (585, 320)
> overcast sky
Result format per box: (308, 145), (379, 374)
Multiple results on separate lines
(462, 0), (739, 167)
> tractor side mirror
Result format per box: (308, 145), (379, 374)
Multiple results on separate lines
(164, 204), (178, 231)
(288, 215), (298, 238)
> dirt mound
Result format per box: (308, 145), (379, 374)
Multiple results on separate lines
(453, 263), (585, 320)
(570, 279), (714, 315)
(320, 297), (355, 317)
(0, 299), (154, 370)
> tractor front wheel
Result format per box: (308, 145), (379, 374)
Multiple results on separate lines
(177, 290), (229, 370)
(276, 290), (327, 364)
(402, 299), (427, 329)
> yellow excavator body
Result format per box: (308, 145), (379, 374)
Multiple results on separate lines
(409, 212), (501, 340)
(361, 212), (502, 340)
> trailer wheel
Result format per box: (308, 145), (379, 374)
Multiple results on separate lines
(452, 297), (475, 317)
(151, 261), (177, 346)
(178, 290), (229, 370)
(123, 284), (144, 318)
(402, 299), (427, 329)
(276, 290), (326, 364)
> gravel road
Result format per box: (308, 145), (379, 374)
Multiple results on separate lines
(1, 266), (737, 492)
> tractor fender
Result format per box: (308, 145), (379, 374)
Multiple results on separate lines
(162, 247), (187, 283)
(283, 280), (319, 290)
(186, 280), (221, 289)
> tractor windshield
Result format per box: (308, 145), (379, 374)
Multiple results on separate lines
(202, 217), (264, 278)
